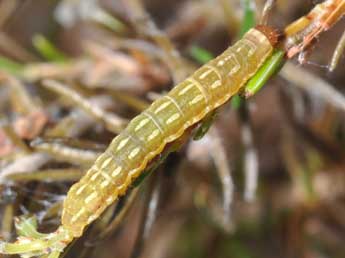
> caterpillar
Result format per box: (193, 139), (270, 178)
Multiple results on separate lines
(0, 25), (278, 257)
(61, 25), (277, 237)
(2, 1), (345, 257)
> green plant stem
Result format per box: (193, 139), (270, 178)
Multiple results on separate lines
(243, 49), (285, 98)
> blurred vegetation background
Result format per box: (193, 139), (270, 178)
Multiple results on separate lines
(0, 0), (345, 258)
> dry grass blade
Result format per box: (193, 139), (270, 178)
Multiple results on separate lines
(46, 96), (118, 138)
(123, 0), (191, 83)
(1, 74), (40, 114)
(131, 173), (162, 258)
(96, 187), (139, 240)
(1, 204), (14, 241)
(329, 28), (345, 71)
(240, 114), (259, 202)
(261, 0), (277, 25)
(30, 138), (102, 166)
(1, 124), (30, 153)
(208, 127), (234, 231)
(0, 153), (50, 183)
(5, 169), (84, 182)
(280, 62), (345, 112)
(0, 32), (37, 62)
(285, 0), (345, 58)
(42, 79), (128, 134)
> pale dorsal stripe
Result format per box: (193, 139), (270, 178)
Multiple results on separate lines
(106, 150), (130, 173)
(178, 82), (194, 96)
(143, 111), (164, 134)
(187, 77), (210, 107)
(241, 38), (257, 56)
(84, 192), (98, 204)
(153, 101), (171, 114)
(228, 53), (241, 75)
(124, 130), (147, 152)
(99, 170), (114, 184)
(211, 80), (222, 89)
(199, 68), (213, 79)
(164, 95), (183, 115)
(71, 207), (86, 223)
(204, 64), (222, 83)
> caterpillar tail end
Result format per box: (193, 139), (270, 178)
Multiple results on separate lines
(0, 217), (73, 258)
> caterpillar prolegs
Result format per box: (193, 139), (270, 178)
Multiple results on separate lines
(61, 26), (278, 237)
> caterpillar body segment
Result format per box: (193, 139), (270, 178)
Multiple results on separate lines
(61, 27), (275, 237)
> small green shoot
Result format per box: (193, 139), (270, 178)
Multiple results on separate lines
(32, 35), (68, 62)
(0, 56), (24, 75)
(243, 49), (285, 98)
(189, 46), (214, 63)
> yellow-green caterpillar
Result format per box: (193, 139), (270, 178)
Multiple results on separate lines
(62, 26), (277, 237)
(0, 27), (279, 258)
